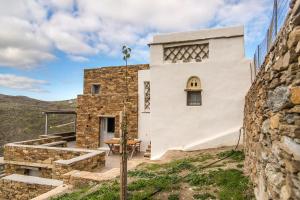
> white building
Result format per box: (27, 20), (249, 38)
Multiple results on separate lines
(138, 26), (251, 159)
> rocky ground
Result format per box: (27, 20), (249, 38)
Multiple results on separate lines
(53, 147), (254, 200)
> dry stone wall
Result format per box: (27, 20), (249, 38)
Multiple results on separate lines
(76, 64), (149, 148)
(244, 1), (300, 199)
(3, 141), (105, 179)
(0, 174), (63, 200)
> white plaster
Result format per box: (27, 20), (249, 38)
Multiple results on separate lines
(147, 26), (251, 159)
(138, 69), (151, 151)
(151, 26), (244, 45)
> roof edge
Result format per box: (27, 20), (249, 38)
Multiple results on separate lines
(149, 26), (244, 45)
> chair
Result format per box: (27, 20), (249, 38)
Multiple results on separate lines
(134, 139), (141, 153)
(112, 138), (120, 153)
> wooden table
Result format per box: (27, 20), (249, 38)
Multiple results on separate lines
(104, 139), (141, 158)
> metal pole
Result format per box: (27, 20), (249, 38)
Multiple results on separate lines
(45, 113), (48, 135)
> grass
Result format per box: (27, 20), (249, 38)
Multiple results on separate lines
(193, 193), (216, 200)
(217, 150), (245, 162)
(168, 193), (179, 200)
(53, 149), (253, 200)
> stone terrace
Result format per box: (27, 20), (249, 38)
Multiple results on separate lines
(2, 136), (106, 179)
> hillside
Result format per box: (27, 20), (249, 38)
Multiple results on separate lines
(0, 94), (76, 155)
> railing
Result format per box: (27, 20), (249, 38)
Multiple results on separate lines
(252, 0), (291, 75)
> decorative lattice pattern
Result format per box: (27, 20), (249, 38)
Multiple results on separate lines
(164, 43), (209, 63)
(144, 81), (150, 110)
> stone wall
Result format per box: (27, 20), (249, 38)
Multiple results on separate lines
(3, 142), (105, 179)
(0, 174), (63, 200)
(244, 1), (300, 199)
(76, 64), (149, 148)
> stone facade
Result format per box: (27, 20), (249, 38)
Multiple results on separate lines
(76, 64), (149, 148)
(244, 1), (300, 199)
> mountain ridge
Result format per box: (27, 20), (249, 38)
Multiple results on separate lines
(0, 94), (77, 155)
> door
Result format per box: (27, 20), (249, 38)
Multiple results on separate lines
(100, 117), (115, 147)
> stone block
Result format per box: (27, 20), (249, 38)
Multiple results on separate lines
(270, 114), (281, 129)
(281, 136), (300, 161)
(267, 86), (290, 111)
(288, 27), (300, 48)
(290, 87), (300, 104)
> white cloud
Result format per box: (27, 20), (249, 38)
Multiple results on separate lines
(0, 0), (273, 67)
(68, 55), (89, 62)
(0, 74), (48, 93)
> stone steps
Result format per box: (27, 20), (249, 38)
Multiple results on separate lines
(144, 142), (151, 158)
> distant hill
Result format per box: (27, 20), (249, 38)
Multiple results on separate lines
(0, 94), (76, 155)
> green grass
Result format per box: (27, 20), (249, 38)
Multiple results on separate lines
(217, 150), (245, 162)
(186, 169), (252, 200)
(53, 151), (253, 200)
(193, 193), (216, 200)
(164, 159), (195, 173)
(128, 170), (156, 178)
(168, 193), (179, 200)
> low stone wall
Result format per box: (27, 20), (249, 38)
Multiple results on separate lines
(13, 136), (62, 145)
(53, 151), (105, 179)
(4, 144), (85, 164)
(63, 168), (119, 188)
(244, 1), (300, 199)
(0, 174), (63, 200)
(3, 141), (105, 179)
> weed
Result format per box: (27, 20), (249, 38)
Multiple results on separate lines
(187, 169), (252, 200)
(128, 170), (156, 178)
(236, 164), (244, 168)
(217, 150), (245, 161)
(168, 193), (180, 200)
(165, 159), (195, 173)
(193, 193), (216, 200)
(144, 163), (162, 171)
(51, 186), (90, 200)
(185, 172), (214, 186)
(128, 175), (180, 192)
(81, 182), (119, 200)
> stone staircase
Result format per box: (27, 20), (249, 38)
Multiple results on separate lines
(43, 131), (76, 142)
(144, 142), (151, 158)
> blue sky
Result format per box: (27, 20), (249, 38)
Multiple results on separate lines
(0, 0), (273, 101)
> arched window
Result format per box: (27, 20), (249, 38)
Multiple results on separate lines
(185, 76), (202, 106)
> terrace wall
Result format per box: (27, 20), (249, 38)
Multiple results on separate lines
(244, 1), (300, 199)
(0, 174), (63, 200)
(3, 138), (105, 179)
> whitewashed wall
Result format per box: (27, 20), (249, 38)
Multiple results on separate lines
(149, 26), (251, 159)
(138, 70), (151, 151)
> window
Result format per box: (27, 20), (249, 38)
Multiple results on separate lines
(164, 43), (209, 63)
(187, 91), (202, 106)
(107, 117), (115, 133)
(144, 81), (150, 111)
(91, 84), (100, 95)
(186, 76), (202, 106)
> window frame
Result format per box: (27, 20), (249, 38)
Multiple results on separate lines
(187, 91), (202, 106)
(91, 84), (100, 95)
(144, 81), (150, 111)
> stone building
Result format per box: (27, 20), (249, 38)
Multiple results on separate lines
(76, 26), (251, 159)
